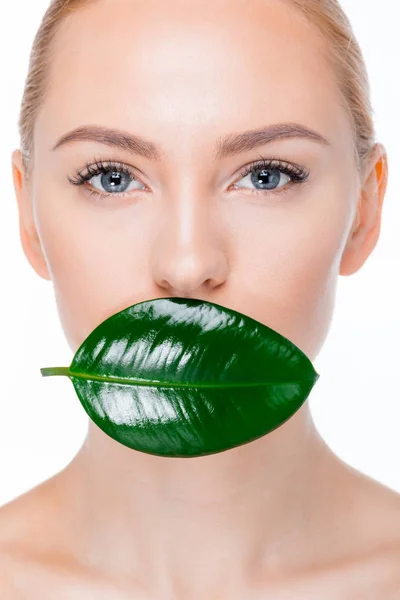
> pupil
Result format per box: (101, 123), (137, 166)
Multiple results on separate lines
(110, 172), (121, 186)
(253, 168), (280, 189)
(252, 169), (280, 189)
(100, 170), (128, 192)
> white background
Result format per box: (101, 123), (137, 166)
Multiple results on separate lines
(0, 0), (399, 507)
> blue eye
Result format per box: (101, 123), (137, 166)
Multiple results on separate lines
(90, 169), (139, 194)
(233, 157), (309, 197)
(68, 159), (144, 202)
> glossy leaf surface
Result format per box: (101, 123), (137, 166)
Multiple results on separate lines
(41, 297), (320, 458)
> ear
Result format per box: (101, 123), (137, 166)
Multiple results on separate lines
(11, 149), (51, 281)
(340, 143), (389, 276)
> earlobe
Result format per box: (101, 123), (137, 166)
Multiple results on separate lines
(11, 149), (52, 282)
(18, 220), (52, 281)
(339, 191), (368, 277)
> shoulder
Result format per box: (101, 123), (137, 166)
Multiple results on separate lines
(285, 456), (400, 598)
(0, 549), (30, 598)
(0, 477), (56, 551)
(333, 541), (400, 598)
(0, 540), (121, 599)
(0, 475), (69, 596)
(349, 466), (400, 549)
(0, 489), (131, 599)
(322, 466), (400, 598)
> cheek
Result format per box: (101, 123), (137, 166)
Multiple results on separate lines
(230, 195), (352, 359)
(35, 198), (151, 351)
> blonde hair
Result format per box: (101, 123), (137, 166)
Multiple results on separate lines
(18, 0), (376, 181)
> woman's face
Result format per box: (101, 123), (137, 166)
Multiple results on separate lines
(16, 0), (364, 361)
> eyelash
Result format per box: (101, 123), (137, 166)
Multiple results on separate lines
(67, 155), (310, 204)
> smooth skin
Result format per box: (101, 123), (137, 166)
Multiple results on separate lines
(4, 0), (399, 597)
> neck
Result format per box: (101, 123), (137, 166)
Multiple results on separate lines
(57, 401), (347, 597)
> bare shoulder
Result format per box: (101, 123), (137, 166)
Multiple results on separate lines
(0, 477), (59, 597)
(345, 462), (400, 549)
(0, 474), (87, 598)
(262, 463), (400, 599)
(0, 533), (130, 600)
(277, 543), (400, 600)
(0, 473), (60, 551)
(319, 539), (400, 599)
(0, 550), (132, 600)
(0, 478), (136, 599)
(316, 463), (400, 599)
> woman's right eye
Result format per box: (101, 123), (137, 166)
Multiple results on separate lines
(87, 169), (145, 195)
(67, 160), (147, 201)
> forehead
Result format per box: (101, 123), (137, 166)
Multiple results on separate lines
(37, 0), (351, 159)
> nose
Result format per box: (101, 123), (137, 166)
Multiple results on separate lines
(151, 197), (229, 297)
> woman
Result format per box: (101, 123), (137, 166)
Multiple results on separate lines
(3, 0), (398, 597)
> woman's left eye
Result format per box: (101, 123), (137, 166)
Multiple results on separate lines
(232, 158), (310, 197)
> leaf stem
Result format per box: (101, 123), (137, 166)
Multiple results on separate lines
(40, 367), (71, 377)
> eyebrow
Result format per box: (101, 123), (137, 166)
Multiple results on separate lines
(52, 122), (330, 161)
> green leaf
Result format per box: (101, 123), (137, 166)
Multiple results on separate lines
(40, 297), (320, 458)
